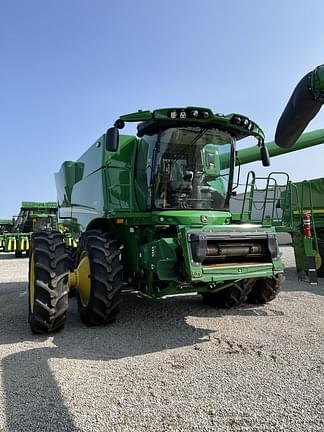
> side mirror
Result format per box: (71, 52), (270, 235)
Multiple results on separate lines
(260, 144), (270, 167)
(106, 127), (119, 152)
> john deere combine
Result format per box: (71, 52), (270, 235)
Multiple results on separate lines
(1, 202), (76, 257)
(28, 106), (287, 334)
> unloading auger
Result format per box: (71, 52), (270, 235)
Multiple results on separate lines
(275, 64), (324, 148)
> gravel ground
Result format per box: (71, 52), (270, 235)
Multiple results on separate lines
(0, 247), (323, 432)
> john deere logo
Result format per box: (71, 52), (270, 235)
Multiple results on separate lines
(201, 215), (208, 223)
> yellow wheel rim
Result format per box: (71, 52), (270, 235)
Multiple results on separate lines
(29, 253), (35, 313)
(313, 250), (322, 270)
(69, 252), (91, 306)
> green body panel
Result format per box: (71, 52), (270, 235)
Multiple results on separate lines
(281, 178), (324, 273)
(20, 201), (57, 210)
(0, 219), (13, 225)
(55, 107), (284, 297)
(110, 216), (283, 297)
(55, 162), (84, 206)
(104, 135), (139, 212)
(121, 107), (265, 142)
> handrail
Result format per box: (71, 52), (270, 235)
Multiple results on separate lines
(240, 171), (290, 225)
(241, 171), (256, 220)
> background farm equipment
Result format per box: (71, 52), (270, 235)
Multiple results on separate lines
(1, 202), (77, 257)
(232, 129), (324, 283)
(0, 219), (14, 251)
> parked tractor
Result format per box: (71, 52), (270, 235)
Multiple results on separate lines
(28, 107), (286, 334)
(1, 202), (77, 257)
(0, 219), (13, 251)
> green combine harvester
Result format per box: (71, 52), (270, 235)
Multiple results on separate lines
(1, 202), (76, 257)
(27, 65), (324, 334)
(28, 106), (290, 334)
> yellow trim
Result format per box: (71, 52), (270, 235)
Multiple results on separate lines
(20, 237), (29, 251)
(29, 254), (35, 313)
(313, 250), (322, 270)
(68, 252), (91, 306)
(8, 238), (17, 252)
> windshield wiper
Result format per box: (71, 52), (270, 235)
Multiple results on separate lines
(189, 128), (208, 146)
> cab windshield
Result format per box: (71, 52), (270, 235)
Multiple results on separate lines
(146, 127), (234, 210)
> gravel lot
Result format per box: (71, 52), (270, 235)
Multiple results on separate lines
(0, 247), (323, 432)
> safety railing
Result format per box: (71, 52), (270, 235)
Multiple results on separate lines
(241, 171), (290, 225)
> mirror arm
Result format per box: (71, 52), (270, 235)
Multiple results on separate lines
(258, 139), (271, 167)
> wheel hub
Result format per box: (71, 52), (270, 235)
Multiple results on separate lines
(68, 254), (91, 306)
(313, 250), (322, 270)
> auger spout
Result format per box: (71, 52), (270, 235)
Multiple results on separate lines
(236, 128), (324, 166)
(275, 64), (324, 148)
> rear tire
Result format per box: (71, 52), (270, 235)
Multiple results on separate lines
(317, 241), (324, 277)
(28, 231), (69, 334)
(66, 247), (76, 271)
(247, 275), (282, 304)
(77, 230), (123, 326)
(202, 280), (253, 309)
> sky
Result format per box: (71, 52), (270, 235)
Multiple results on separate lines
(1, 0), (323, 218)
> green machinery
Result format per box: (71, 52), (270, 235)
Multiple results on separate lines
(235, 64), (324, 283)
(28, 106), (287, 334)
(274, 64), (324, 282)
(235, 129), (324, 282)
(1, 202), (77, 257)
(0, 219), (14, 250)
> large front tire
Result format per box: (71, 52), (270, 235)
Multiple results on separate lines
(76, 230), (123, 326)
(28, 231), (69, 334)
